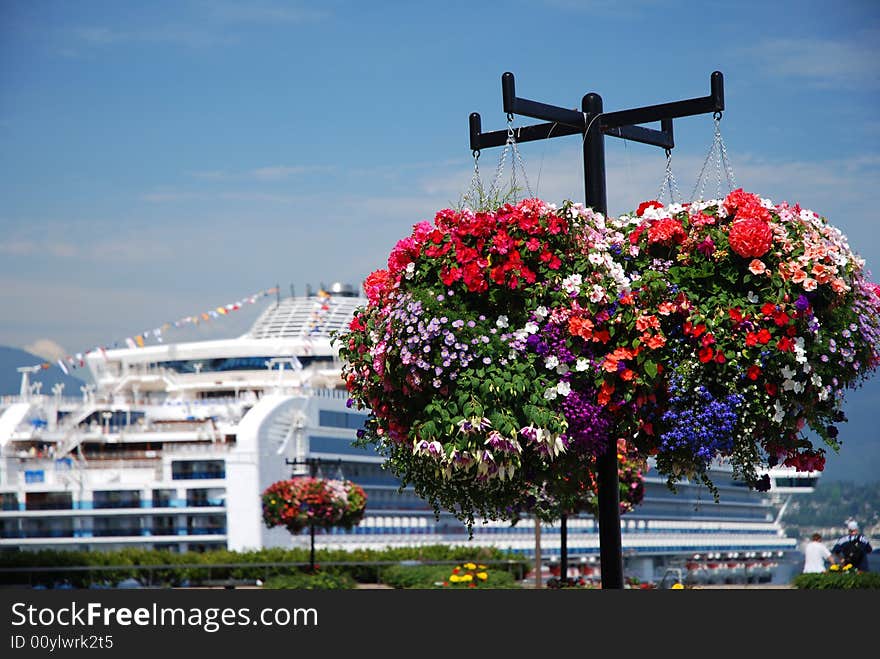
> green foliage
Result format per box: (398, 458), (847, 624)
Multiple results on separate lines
(792, 570), (880, 589)
(263, 571), (357, 590)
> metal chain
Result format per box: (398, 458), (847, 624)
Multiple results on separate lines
(465, 114), (533, 209)
(511, 137), (534, 199)
(691, 112), (737, 202)
(657, 148), (680, 205)
(463, 149), (483, 209)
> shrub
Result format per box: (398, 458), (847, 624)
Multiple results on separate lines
(262, 571), (357, 590)
(792, 571), (880, 589)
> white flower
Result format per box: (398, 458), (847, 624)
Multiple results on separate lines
(575, 358), (589, 372)
(747, 290), (759, 304)
(524, 322), (539, 334)
(561, 274), (583, 294)
(556, 381), (572, 397)
(496, 315), (509, 329)
(781, 365), (796, 380)
(641, 206), (668, 221)
(811, 374), (822, 387)
(543, 387), (558, 400)
(544, 355), (560, 370)
(589, 284), (606, 303)
(773, 401), (785, 423)
(405, 262), (416, 279)
(588, 252), (605, 266)
(534, 306), (549, 319)
(556, 364), (569, 376)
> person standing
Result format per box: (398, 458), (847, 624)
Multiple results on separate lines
(831, 520), (873, 571)
(802, 533), (834, 573)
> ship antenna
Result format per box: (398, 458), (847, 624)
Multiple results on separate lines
(276, 283), (281, 307)
(290, 284), (295, 299)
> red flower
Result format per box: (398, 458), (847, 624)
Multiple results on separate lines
(756, 329), (772, 344)
(629, 225), (646, 245)
(363, 269), (393, 304)
(728, 218), (773, 258)
(647, 218), (686, 246)
(776, 336), (794, 352)
(440, 265), (461, 286)
(745, 332), (758, 347)
(637, 200), (663, 216)
(765, 382), (778, 396)
(698, 346), (714, 363)
(761, 303), (777, 316)
(747, 365), (761, 380)
(773, 311), (791, 327)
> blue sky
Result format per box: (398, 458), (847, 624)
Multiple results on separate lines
(1, 0), (878, 481)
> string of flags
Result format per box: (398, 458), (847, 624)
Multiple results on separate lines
(40, 287), (280, 375)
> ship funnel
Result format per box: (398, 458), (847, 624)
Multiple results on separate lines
(329, 282), (356, 297)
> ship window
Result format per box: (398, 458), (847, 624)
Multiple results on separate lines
(93, 490), (141, 509)
(172, 460), (225, 480)
(25, 492), (73, 510)
(0, 493), (18, 511)
(319, 410), (368, 430)
(158, 356), (334, 374)
(308, 436), (375, 458)
(774, 477), (818, 488)
(152, 489), (175, 507)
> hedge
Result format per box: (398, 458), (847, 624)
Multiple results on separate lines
(0, 545), (529, 589)
(791, 571), (880, 589)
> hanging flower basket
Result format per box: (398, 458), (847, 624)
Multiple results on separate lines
(335, 192), (880, 527)
(262, 477), (367, 534)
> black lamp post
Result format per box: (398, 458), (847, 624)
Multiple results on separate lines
(284, 457), (343, 572)
(468, 71), (725, 589)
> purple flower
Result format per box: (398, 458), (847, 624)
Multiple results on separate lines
(696, 236), (715, 257)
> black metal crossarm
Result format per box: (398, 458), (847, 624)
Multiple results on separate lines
(469, 71), (723, 152)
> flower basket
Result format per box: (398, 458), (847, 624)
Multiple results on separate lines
(336, 192), (880, 527)
(262, 477), (367, 534)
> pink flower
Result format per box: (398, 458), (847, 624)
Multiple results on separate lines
(748, 259), (766, 275)
(728, 218), (773, 258)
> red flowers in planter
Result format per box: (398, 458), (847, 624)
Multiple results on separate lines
(262, 477), (367, 534)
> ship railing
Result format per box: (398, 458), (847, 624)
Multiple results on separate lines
(164, 442), (232, 456)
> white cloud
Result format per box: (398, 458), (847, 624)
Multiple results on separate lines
(747, 33), (880, 89)
(73, 25), (237, 49)
(186, 165), (335, 182)
(23, 339), (68, 362)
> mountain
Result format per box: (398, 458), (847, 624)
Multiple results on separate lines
(0, 346), (85, 397)
(817, 379), (880, 485)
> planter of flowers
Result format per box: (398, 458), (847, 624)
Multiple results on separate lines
(336, 191), (880, 528)
(262, 477), (367, 534)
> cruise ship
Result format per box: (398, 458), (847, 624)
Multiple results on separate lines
(0, 284), (818, 584)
